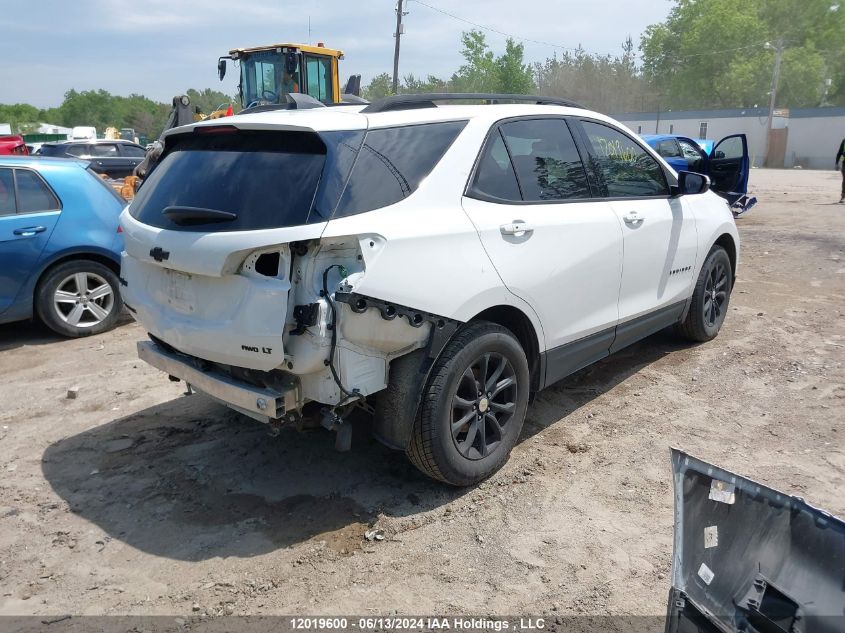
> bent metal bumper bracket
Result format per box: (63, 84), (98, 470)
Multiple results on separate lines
(137, 340), (298, 422)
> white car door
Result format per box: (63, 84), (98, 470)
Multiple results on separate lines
(574, 119), (699, 351)
(461, 117), (623, 386)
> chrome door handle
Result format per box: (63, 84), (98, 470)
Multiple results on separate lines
(622, 212), (644, 225)
(500, 221), (533, 236)
(13, 226), (46, 237)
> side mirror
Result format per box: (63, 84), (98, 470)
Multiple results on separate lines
(285, 51), (299, 76)
(675, 171), (710, 196)
(217, 58), (227, 81)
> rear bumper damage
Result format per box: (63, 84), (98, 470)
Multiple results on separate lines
(138, 340), (299, 423)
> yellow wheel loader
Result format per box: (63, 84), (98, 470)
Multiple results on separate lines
(217, 42), (362, 109)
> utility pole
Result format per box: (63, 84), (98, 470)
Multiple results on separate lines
(763, 39), (784, 167)
(392, 0), (406, 94)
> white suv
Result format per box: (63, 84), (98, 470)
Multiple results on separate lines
(120, 94), (739, 486)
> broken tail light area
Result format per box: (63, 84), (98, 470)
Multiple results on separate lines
(667, 449), (845, 633)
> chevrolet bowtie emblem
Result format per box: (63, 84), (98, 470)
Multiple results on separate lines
(149, 246), (170, 262)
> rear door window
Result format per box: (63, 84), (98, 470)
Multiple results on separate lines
(130, 130), (330, 232)
(14, 169), (61, 213)
(334, 120), (466, 218)
(579, 120), (669, 198)
(500, 118), (590, 201)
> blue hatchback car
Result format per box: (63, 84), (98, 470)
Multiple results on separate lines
(0, 156), (125, 337)
(642, 133), (756, 215)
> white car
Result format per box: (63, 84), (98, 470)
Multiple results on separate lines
(120, 94), (739, 486)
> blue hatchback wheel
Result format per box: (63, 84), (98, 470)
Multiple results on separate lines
(52, 271), (115, 328)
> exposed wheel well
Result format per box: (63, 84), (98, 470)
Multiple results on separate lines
(714, 233), (737, 281)
(470, 305), (541, 391)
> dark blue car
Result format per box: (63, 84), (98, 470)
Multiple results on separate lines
(642, 134), (755, 215)
(0, 156), (125, 337)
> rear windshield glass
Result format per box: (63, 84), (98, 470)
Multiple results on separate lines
(38, 145), (64, 157)
(130, 130), (334, 232)
(86, 167), (127, 204)
(334, 120), (467, 217)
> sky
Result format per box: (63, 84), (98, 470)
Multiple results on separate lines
(0, 0), (672, 109)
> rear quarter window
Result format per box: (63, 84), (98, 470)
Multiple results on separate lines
(333, 120), (467, 218)
(15, 169), (61, 212)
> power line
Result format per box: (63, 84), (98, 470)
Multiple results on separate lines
(408, 0), (624, 58)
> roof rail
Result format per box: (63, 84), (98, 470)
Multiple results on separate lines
(360, 93), (584, 114)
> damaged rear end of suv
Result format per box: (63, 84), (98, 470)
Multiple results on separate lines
(121, 107), (488, 482)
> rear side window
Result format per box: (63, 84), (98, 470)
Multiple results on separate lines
(89, 144), (119, 157)
(0, 168), (14, 215)
(500, 118), (590, 201)
(470, 130), (521, 202)
(121, 144), (146, 158)
(130, 130), (329, 232)
(334, 121), (466, 218)
(15, 170), (60, 212)
(579, 120), (669, 198)
(38, 145), (62, 157)
(655, 139), (682, 158)
(65, 145), (88, 157)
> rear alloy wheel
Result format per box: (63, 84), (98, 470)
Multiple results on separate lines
(408, 322), (529, 486)
(677, 245), (732, 342)
(37, 260), (123, 337)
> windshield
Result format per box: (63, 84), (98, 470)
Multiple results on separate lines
(239, 51), (301, 108)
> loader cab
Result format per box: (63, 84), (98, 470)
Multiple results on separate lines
(221, 43), (343, 109)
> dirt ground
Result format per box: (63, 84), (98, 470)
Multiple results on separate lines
(0, 169), (843, 618)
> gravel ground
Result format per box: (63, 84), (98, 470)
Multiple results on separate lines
(0, 168), (842, 617)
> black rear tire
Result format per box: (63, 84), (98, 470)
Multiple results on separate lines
(677, 246), (732, 342)
(407, 322), (529, 486)
(36, 260), (123, 338)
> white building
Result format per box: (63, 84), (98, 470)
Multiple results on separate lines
(613, 106), (845, 170)
(35, 123), (72, 138)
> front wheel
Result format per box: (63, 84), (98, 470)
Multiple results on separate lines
(677, 245), (732, 342)
(407, 322), (530, 486)
(36, 260), (123, 337)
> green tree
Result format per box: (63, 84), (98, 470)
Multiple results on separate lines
(534, 40), (651, 113)
(494, 38), (535, 94)
(640, 0), (845, 108)
(451, 30), (497, 92)
(363, 72), (393, 100)
(0, 103), (42, 133)
(402, 73), (448, 93)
